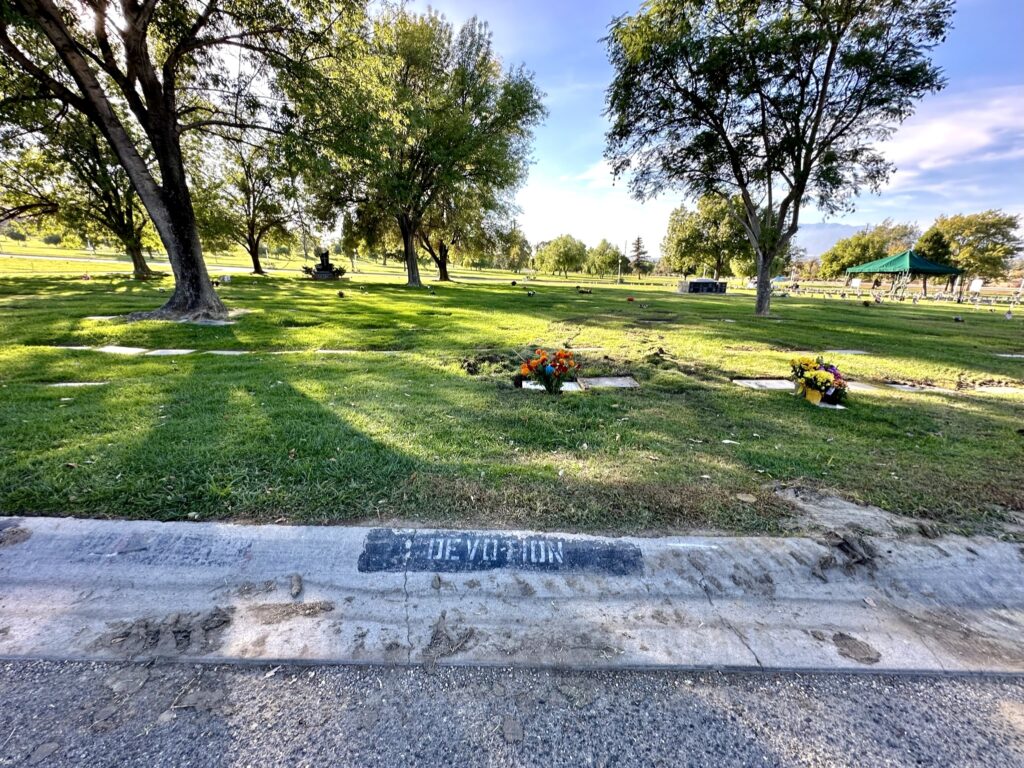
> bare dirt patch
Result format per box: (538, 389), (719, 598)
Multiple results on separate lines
(249, 600), (334, 625)
(776, 486), (919, 537)
(0, 523), (31, 548)
(94, 607), (233, 657)
(832, 632), (881, 665)
(424, 611), (475, 663)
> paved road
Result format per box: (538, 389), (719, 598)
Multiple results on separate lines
(1, 660), (1021, 767)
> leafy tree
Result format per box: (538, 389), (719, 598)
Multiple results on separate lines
(0, 0), (317, 319)
(605, 0), (952, 315)
(0, 115), (156, 278)
(660, 195), (751, 279)
(914, 225), (953, 294)
(872, 220), (920, 256)
(795, 258), (821, 281)
(819, 230), (882, 280)
(930, 211), (1023, 281)
(494, 226), (532, 272)
(214, 137), (295, 275)
(418, 185), (508, 281)
(535, 234), (586, 277)
(585, 239), (628, 277)
(303, 10), (545, 287)
(915, 227), (953, 266)
(819, 220), (921, 280)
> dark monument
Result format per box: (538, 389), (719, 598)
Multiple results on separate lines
(679, 278), (727, 294)
(303, 248), (346, 280)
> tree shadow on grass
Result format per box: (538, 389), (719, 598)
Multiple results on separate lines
(1, 323), (1021, 533)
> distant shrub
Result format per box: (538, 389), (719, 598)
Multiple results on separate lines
(5, 228), (27, 241)
(42, 233), (63, 245)
(273, 245), (290, 255)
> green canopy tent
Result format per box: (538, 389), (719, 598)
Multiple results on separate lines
(845, 249), (961, 298)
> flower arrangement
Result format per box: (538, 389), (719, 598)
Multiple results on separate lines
(789, 355), (848, 405)
(518, 348), (579, 394)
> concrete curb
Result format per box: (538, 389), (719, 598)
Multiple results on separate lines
(1, 516), (1022, 674)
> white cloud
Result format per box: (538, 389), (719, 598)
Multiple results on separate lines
(516, 169), (678, 253)
(879, 85), (1024, 184)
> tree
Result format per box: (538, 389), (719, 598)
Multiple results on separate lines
(0, 114), (156, 278)
(660, 195), (751, 279)
(535, 235), (586, 277)
(418, 185), (508, 281)
(215, 137), (294, 275)
(872, 219), (920, 256)
(629, 237), (654, 275)
(304, 10), (544, 288)
(494, 226), (532, 272)
(605, 0), (952, 316)
(819, 220), (920, 280)
(915, 227), (952, 266)
(928, 211), (1021, 282)
(585, 239), (628, 277)
(0, 0), (311, 319)
(914, 225), (953, 294)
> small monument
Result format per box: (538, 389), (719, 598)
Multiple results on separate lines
(304, 248), (346, 280)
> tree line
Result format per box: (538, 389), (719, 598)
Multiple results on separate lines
(1, 0), (966, 319)
(816, 212), (1023, 289)
(0, 2), (544, 319)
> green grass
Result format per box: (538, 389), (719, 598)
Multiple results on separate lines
(1, 268), (1022, 536)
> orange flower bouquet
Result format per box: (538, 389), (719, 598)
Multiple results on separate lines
(517, 348), (579, 394)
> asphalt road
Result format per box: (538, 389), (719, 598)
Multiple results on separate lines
(0, 661), (1021, 767)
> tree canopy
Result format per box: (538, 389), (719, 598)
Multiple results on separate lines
(927, 211), (1023, 281)
(0, 112), (158, 278)
(660, 195), (750, 279)
(535, 235), (587, 277)
(300, 9), (545, 287)
(585, 239), (629, 277)
(819, 219), (920, 278)
(605, 0), (952, 315)
(0, 0), (326, 318)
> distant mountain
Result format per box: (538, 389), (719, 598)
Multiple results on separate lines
(793, 223), (863, 260)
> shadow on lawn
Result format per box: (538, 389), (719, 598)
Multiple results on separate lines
(2, 333), (1023, 531)
(5, 275), (1023, 387)
(0, 338), (794, 532)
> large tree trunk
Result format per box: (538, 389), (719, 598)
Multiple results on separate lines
(922, 276), (928, 297)
(398, 214), (422, 287)
(247, 236), (266, 275)
(754, 252), (774, 316)
(436, 242), (451, 282)
(124, 238), (155, 280)
(21, 0), (224, 321)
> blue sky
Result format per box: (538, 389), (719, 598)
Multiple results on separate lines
(414, 0), (1024, 257)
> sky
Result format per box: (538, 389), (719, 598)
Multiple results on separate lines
(413, 0), (1024, 258)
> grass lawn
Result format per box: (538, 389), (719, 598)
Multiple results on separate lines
(1, 269), (1022, 536)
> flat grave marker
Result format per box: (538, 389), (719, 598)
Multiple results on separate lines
(732, 378), (793, 391)
(95, 345), (147, 356)
(522, 381), (584, 392)
(579, 376), (640, 390)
